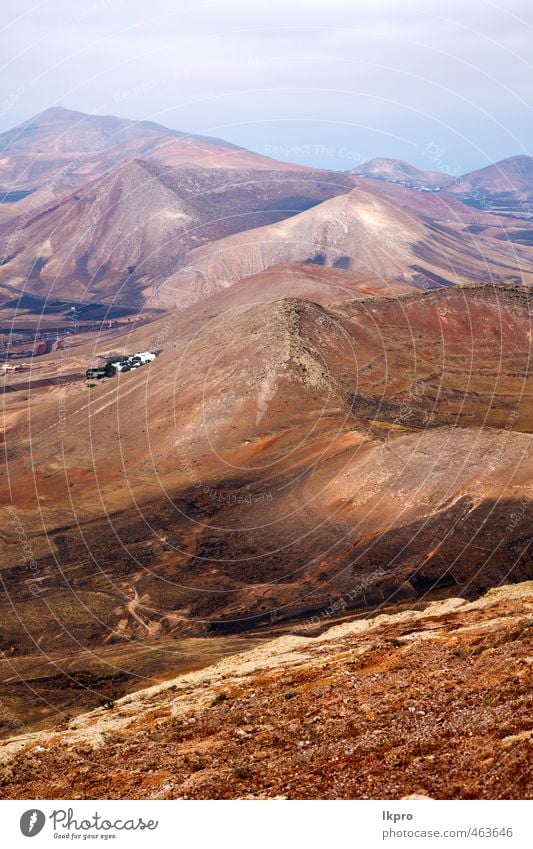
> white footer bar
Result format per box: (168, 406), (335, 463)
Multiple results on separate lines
(2, 799), (530, 848)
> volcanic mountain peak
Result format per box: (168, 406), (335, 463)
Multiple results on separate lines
(0, 158), (197, 301)
(453, 154), (533, 194)
(29, 105), (245, 151)
(156, 188), (413, 305)
(0, 106), (306, 198)
(162, 183), (533, 305)
(72, 156), (170, 197)
(1, 283), (532, 730)
(183, 186), (421, 265)
(493, 153), (533, 172)
(0, 105), (244, 155)
(351, 156), (450, 188)
(166, 261), (413, 319)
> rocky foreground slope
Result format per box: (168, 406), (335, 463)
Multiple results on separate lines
(0, 581), (531, 799)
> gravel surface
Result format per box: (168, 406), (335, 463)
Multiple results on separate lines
(1, 582), (531, 800)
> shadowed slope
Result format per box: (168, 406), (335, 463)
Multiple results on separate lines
(162, 186), (533, 307)
(1, 286), (531, 649)
(0, 163), (353, 305)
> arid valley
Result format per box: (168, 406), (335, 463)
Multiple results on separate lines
(0, 104), (531, 802)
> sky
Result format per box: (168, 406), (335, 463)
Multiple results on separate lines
(1, 0), (532, 173)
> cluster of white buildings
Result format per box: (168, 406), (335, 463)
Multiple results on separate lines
(86, 351), (156, 380)
(109, 351), (156, 372)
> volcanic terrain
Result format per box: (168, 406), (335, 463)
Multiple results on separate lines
(351, 157), (451, 189)
(163, 183), (533, 307)
(1, 284), (531, 681)
(0, 162), (353, 306)
(0, 106), (303, 197)
(0, 581), (530, 799)
(3, 110), (533, 312)
(0, 108), (532, 772)
(449, 155), (533, 219)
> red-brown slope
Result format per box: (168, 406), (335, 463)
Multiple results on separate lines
(0, 163), (353, 305)
(0, 582), (531, 800)
(1, 286), (532, 652)
(162, 185), (533, 307)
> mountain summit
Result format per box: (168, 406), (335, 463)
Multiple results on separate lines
(0, 106), (305, 193)
(351, 157), (450, 188)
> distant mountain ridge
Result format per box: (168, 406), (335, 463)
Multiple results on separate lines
(161, 182), (533, 308)
(350, 157), (451, 188)
(0, 158), (353, 304)
(0, 105), (246, 154)
(453, 154), (533, 195)
(351, 154), (533, 217)
(1, 106), (533, 306)
(0, 106), (306, 195)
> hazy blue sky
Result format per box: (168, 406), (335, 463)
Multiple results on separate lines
(1, 0), (532, 173)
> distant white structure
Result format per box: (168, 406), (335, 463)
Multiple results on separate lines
(113, 361), (130, 372)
